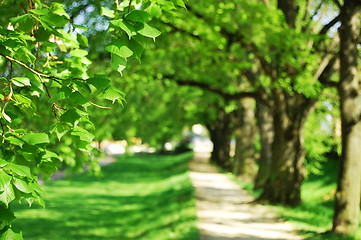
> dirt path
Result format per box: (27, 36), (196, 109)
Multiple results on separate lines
(189, 152), (302, 240)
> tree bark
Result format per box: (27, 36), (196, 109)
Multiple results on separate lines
(254, 101), (273, 189)
(277, 0), (299, 28)
(332, 1), (361, 234)
(259, 90), (315, 205)
(233, 99), (257, 178)
(208, 109), (232, 169)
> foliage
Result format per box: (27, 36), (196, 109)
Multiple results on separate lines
(304, 90), (340, 175)
(0, 0), (184, 238)
(12, 153), (198, 240)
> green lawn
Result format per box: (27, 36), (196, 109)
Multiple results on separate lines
(232, 158), (361, 240)
(12, 153), (199, 240)
(275, 159), (361, 240)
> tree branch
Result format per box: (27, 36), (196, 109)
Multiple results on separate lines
(314, 35), (339, 85)
(168, 77), (258, 101)
(301, 0), (312, 24)
(319, 15), (340, 36)
(303, 1), (323, 32)
(316, 54), (338, 88)
(0, 53), (85, 83)
(161, 21), (201, 40)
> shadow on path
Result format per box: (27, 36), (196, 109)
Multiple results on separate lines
(189, 152), (302, 240)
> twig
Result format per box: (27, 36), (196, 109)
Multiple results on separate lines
(127, 0), (133, 13)
(89, 101), (111, 109)
(51, 104), (60, 120)
(161, 21), (201, 40)
(9, 61), (13, 79)
(0, 53), (85, 83)
(5, 124), (15, 132)
(0, 121), (5, 139)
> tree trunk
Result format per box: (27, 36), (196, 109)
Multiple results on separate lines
(233, 99), (257, 178)
(254, 101), (273, 189)
(208, 109), (232, 169)
(259, 90), (315, 205)
(332, 1), (361, 234)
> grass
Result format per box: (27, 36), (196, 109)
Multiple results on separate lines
(275, 159), (361, 240)
(12, 152), (199, 240)
(210, 156), (361, 239)
(229, 158), (361, 240)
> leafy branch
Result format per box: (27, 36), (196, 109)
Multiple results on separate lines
(0, 53), (84, 84)
(0, 53), (112, 111)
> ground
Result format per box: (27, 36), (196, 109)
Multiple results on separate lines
(189, 152), (302, 240)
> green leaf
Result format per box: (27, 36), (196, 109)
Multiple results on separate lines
(49, 87), (71, 103)
(22, 133), (49, 145)
(50, 122), (69, 140)
(87, 75), (110, 90)
(0, 227), (23, 240)
(29, 182), (45, 199)
(76, 33), (89, 47)
(0, 169), (12, 192)
(161, 1), (176, 12)
(100, 6), (115, 18)
(10, 14), (31, 24)
(43, 150), (60, 161)
(0, 185), (15, 207)
(51, 3), (70, 19)
(100, 86), (125, 104)
(60, 109), (81, 125)
(11, 77), (31, 87)
(129, 39), (144, 61)
(70, 91), (88, 105)
(15, 47), (36, 64)
(0, 160), (8, 167)
(1, 111), (11, 123)
(30, 9), (49, 16)
(172, 0), (186, 8)
(125, 10), (149, 23)
(32, 196), (45, 207)
(13, 178), (33, 193)
(74, 81), (92, 94)
(38, 161), (58, 177)
(0, 204), (15, 224)
(5, 137), (24, 147)
(14, 94), (32, 107)
(137, 23), (161, 40)
(4, 163), (31, 178)
(147, 3), (162, 18)
(110, 19), (136, 38)
(34, 26), (52, 42)
(111, 54), (127, 74)
(105, 40), (133, 59)
(70, 49), (88, 58)
(73, 24), (88, 30)
(40, 13), (68, 27)
(71, 126), (94, 143)
(10, 14), (34, 32)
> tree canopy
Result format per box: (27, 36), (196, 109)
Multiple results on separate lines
(1, 0), (360, 239)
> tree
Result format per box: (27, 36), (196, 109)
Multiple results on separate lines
(0, 0), (184, 238)
(253, 99), (273, 189)
(232, 99), (257, 178)
(333, 0), (361, 234)
(155, 0), (339, 205)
